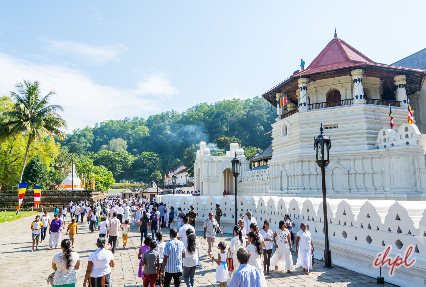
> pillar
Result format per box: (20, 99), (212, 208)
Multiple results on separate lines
(394, 75), (408, 106)
(351, 69), (365, 104)
(276, 93), (283, 117)
(298, 78), (309, 112)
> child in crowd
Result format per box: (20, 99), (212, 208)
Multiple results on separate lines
(122, 219), (130, 248)
(142, 240), (160, 287)
(98, 216), (108, 238)
(138, 236), (152, 280)
(212, 241), (230, 287)
(66, 218), (78, 247)
(31, 215), (43, 252)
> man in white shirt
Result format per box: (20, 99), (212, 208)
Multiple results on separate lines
(240, 212), (257, 235)
(178, 216), (195, 242)
(40, 211), (51, 243)
(203, 212), (223, 257)
(116, 204), (124, 224)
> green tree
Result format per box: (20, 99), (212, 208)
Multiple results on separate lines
(92, 150), (134, 177)
(213, 136), (242, 150)
(0, 81), (66, 183)
(100, 138), (128, 152)
(22, 155), (49, 188)
(150, 170), (163, 182)
(75, 155), (115, 192)
(243, 146), (263, 160)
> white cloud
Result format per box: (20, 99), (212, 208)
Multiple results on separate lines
(137, 74), (179, 99)
(0, 52), (178, 130)
(41, 38), (128, 65)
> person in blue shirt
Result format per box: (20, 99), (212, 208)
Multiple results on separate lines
(161, 228), (186, 287)
(228, 248), (261, 287)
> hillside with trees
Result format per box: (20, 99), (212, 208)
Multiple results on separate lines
(60, 97), (275, 183)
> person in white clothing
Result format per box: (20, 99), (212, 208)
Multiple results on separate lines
(83, 237), (115, 287)
(203, 212), (223, 257)
(98, 217), (108, 238)
(295, 223), (314, 274)
(259, 220), (274, 275)
(240, 211), (257, 236)
(228, 225), (243, 282)
(246, 232), (267, 287)
(178, 216), (195, 242)
(270, 220), (293, 274)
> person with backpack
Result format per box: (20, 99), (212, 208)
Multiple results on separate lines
(148, 207), (160, 239)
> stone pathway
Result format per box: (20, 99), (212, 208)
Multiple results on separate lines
(0, 213), (397, 287)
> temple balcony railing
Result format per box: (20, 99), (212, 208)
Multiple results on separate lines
(308, 98), (353, 110)
(280, 98), (402, 119)
(365, 99), (401, 107)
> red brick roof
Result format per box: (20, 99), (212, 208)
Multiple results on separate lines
(293, 38), (375, 77)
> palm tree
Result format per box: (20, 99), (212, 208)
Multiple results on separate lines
(0, 80), (66, 183)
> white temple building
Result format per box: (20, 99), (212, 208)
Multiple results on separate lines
(158, 34), (426, 287)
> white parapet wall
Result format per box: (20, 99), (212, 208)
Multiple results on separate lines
(157, 194), (426, 287)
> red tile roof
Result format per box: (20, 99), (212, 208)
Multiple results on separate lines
(293, 38), (375, 77)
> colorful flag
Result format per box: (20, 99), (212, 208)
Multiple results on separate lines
(389, 105), (393, 129)
(34, 185), (41, 209)
(279, 95), (288, 108)
(91, 177), (95, 190)
(408, 100), (413, 124)
(16, 183), (27, 214)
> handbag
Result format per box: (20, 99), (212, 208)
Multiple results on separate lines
(227, 254), (234, 271)
(46, 272), (55, 286)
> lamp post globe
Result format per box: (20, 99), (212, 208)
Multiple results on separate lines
(172, 174), (176, 196)
(314, 123), (332, 268)
(231, 152), (240, 225)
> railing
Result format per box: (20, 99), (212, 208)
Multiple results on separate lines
(308, 99), (353, 110)
(280, 108), (299, 119)
(366, 99), (401, 107)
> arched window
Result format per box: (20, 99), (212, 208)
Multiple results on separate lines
(282, 124), (288, 137)
(327, 90), (341, 103)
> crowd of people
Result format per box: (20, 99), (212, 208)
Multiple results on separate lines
(30, 195), (314, 287)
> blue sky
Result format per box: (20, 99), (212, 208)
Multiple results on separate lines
(1, 1), (425, 130)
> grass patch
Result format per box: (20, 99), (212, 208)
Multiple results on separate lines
(0, 211), (39, 223)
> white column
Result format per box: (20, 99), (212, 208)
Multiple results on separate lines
(394, 75), (408, 106)
(351, 69), (365, 104)
(298, 78), (309, 112)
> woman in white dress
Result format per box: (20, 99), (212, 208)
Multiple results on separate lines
(296, 223), (314, 274)
(246, 232), (267, 287)
(260, 220), (274, 275)
(270, 220), (293, 273)
(228, 226), (243, 276)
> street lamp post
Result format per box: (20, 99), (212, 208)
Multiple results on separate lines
(172, 174), (176, 196)
(314, 123), (332, 268)
(231, 152), (240, 226)
(156, 180), (159, 195)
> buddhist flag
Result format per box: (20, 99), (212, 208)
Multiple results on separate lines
(279, 95), (288, 108)
(34, 185), (41, 209)
(408, 100), (413, 124)
(389, 105), (394, 129)
(16, 183), (27, 214)
(91, 177), (95, 190)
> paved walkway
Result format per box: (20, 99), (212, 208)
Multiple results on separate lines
(0, 213), (396, 287)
